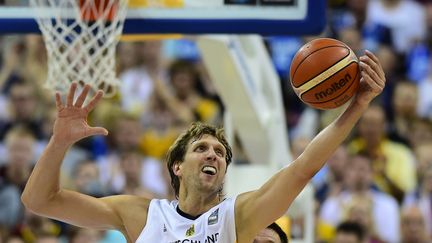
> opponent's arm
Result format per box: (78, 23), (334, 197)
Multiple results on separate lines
(235, 50), (386, 241)
(21, 83), (145, 233)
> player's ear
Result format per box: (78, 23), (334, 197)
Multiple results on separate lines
(173, 161), (182, 176)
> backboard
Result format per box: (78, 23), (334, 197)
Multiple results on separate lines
(0, 0), (326, 35)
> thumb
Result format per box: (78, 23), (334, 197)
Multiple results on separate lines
(88, 127), (109, 136)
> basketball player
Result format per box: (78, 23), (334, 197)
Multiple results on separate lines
(253, 222), (288, 243)
(21, 50), (385, 243)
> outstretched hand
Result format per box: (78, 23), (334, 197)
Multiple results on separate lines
(355, 50), (386, 106)
(52, 83), (108, 147)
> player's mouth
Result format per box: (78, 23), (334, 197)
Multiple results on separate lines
(201, 165), (217, 176)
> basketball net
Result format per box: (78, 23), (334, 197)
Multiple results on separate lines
(30, 0), (129, 96)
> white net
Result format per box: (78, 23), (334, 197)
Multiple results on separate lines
(30, 0), (128, 95)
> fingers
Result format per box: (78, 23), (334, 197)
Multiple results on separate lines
(74, 84), (91, 108)
(359, 50), (386, 94)
(55, 91), (63, 109)
(67, 82), (78, 107)
(360, 50), (385, 81)
(359, 51), (386, 91)
(61, 83), (103, 110)
(360, 61), (384, 88)
(81, 127), (108, 140)
(360, 70), (383, 93)
(367, 50), (385, 80)
(88, 126), (109, 137)
(84, 90), (104, 113)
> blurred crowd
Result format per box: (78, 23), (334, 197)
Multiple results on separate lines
(0, 0), (432, 243)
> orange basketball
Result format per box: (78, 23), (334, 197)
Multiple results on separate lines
(289, 38), (360, 110)
(79, 0), (117, 22)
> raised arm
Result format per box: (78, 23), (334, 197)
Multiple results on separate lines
(21, 83), (134, 233)
(235, 50), (386, 242)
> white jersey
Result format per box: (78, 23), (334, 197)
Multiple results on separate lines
(136, 197), (237, 243)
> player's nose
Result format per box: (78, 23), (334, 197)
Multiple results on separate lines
(205, 148), (217, 161)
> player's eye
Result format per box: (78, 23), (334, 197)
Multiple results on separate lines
(195, 145), (206, 152)
(215, 149), (224, 157)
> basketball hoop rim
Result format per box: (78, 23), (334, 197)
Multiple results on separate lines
(0, 0), (325, 35)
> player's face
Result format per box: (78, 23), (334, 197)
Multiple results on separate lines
(253, 228), (281, 243)
(180, 134), (227, 194)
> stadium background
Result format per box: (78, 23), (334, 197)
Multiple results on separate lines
(0, 0), (430, 242)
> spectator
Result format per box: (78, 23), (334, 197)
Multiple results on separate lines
(334, 221), (365, 243)
(118, 40), (166, 114)
(388, 81), (419, 146)
(404, 165), (432, 236)
(118, 152), (157, 198)
(320, 153), (400, 242)
(34, 233), (60, 243)
(71, 160), (106, 197)
(67, 226), (103, 243)
(400, 206), (430, 243)
(168, 59), (221, 124)
(98, 109), (168, 198)
(349, 105), (417, 202)
(344, 195), (385, 242)
(366, 0), (426, 53)
(253, 222), (288, 243)
(0, 179), (21, 229)
(315, 145), (348, 205)
(0, 81), (44, 140)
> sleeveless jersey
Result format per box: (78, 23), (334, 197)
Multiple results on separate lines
(136, 197), (237, 243)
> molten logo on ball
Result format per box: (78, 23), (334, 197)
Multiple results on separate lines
(314, 73), (351, 100)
